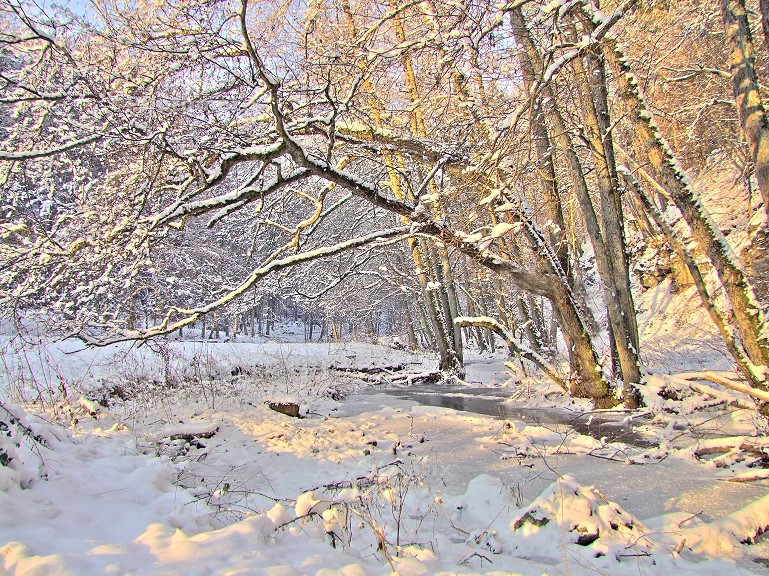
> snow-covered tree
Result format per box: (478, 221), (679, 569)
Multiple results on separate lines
(3, 0), (769, 408)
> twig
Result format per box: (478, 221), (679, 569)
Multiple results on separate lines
(459, 551), (493, 566)
(677, 511), (703, 528)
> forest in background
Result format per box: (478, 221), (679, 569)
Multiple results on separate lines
(2, 0), (769, 410)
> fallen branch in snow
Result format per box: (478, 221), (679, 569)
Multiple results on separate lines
(386, 371), (442, 386)
(699, 372), (769, 404)
(668, 372), (769, 406)
(308, 460), (405, 492)
(459, 551), (494, 566)
(692, 436), (769, 458)
(160, 423), (219, 442)
(677, 511), (704, 528)
(616, 551), (653, 560)
(688, 436), (769, 475)
(329, 364), (441, 386)
(329, 364), (405, 375)
(673, 538), (687, 555)
(586, 450), (642, 464)
(727, 469), (769, 483)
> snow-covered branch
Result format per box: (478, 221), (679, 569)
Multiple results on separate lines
(0, 134), (101, 160)
(80, 226), (412, 345)
(454, 315), (568, 392)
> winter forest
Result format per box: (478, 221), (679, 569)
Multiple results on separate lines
(3, 0), (769, 573)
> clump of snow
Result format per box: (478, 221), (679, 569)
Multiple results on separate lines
(295, 490), (324, 516)
(491, 222), (519, 238)
(508, 475), (650, 560)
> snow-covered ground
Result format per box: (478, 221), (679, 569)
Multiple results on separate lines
(2, 329), (769, 575)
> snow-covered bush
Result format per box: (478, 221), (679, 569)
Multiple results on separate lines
(0, 402), (50, 490)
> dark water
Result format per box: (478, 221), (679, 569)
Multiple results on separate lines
(375, 383), (656, 447)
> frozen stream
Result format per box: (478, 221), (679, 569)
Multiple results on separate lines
(373, 381), (656, 447)
(341, 372), (769, 572)
(345, 383), (768, 521)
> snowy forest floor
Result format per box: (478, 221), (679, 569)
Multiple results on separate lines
(3, 305), (769, 576)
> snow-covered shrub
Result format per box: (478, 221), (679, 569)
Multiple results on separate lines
(280, 462), (437, 565)
(0, 402), (50, 490)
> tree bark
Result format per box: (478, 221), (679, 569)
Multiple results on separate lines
(722, 0), (769, 217)
(510, 8), (640, 402)
(574, 32), (641, 401)
(761, 0), (769, 52)
(620, 167), (760, 391)
(608, 41), (769, 391)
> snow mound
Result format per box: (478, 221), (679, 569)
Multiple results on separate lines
(507, 475), (651, 561)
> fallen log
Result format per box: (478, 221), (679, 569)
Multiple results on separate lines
(161, 422), (219, 441)
(267, 402), (302, 418)
(329, 364), (405, 375)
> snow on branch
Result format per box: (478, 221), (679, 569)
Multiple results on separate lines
(81, 226), (412, 345)
(687, 372), (769, 404)
(499, 0), (638, 133)
(0, 134), (101, 160)
(150, 167), (309, 229)
(454, 316), (568, 392)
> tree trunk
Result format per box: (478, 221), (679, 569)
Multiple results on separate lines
(511, 7), (639, 403)
(723, 0), (769, 309)
(518, 297), (542, 354)
(621, 167), (761, 395)
(405, 303), (418, 350)
(761, 0), (769, 53)
(723, 0), (769, 217)
(608, 41), (769, 392)
(342, 0), (463, 376)
(548, 278), (614, 405)
(574, 33), (642, 401)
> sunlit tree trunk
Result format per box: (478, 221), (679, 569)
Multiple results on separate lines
(390, 4), (464, 374)
(761, 0), (769, 52)
(511, 8), (637, 403)
(573, 23), (641, 401)
(337, 0), (464, 375)
(608, 40), (769, 396)
(722, 0), (769, 217)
